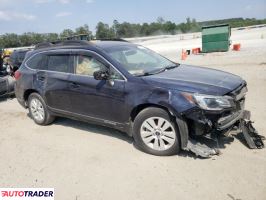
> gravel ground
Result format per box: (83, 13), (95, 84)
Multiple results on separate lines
(0, 27), (266, 200)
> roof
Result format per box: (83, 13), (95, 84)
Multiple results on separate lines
(13, 48), (33, 53)
(92, 40), (132, 49)
(33, 40), (132, 52)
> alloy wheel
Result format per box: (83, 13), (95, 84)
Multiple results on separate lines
(30, 98), (45, 122)
(140, 117), (176, 151)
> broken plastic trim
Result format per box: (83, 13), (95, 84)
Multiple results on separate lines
(186, 139), (220, 158)
(240, 120), (265, 149)
(184, 110), (264, 158)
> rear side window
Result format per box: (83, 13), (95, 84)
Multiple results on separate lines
(26, 54), (47, 70)
(47, 55), (73, 73)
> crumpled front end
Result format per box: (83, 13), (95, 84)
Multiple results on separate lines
(181, 83), (265, 157)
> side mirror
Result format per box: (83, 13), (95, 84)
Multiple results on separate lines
(93, 70), (109, 80)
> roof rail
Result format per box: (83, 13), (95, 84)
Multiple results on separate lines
(35, 42), (54, 49)
(59, 40), (90, 46)
(34, 38), (128, 50)
(94, 38), (129, 42)
(35, 40), (90, 49)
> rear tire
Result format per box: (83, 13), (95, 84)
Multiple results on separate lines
(133, 107), (180, 156)
(28, 93), (55, 125)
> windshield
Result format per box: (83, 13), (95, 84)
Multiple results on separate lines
(104, 45), (176, 76)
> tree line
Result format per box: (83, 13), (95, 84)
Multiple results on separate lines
(0, 24), (92, 48)
(1, 17), (265, 48)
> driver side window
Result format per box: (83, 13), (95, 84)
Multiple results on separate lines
(75, 54), (124, 80)
(76, 55), (106, 76)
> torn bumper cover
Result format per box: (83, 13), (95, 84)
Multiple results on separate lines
(178, 84), (265, 157)
(182, 109), (264, 158)
(240, 115), (265, 149)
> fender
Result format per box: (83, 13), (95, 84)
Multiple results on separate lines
(129, 88), (192, 148)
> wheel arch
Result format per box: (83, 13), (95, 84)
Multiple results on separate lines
(23, 89), (39, 105)
(130, 103), (175, 122)
(130, 103), (189, 149)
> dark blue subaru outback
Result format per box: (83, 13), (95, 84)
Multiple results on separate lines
(14, 40), (264, 157)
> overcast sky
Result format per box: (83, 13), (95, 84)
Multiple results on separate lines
(0, 0), (265, 34)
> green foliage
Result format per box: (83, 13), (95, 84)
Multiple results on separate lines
(110, 17), (201, 38)
(75, 24), (92, 35)
(199, 18), (266, 28)
(96, 22), (115, 39)
(0, 18), (265, 48)
(0, 32), (59, 48)
(60, 29), (74, 38)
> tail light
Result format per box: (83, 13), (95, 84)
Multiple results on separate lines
(14, 71), (22, 80)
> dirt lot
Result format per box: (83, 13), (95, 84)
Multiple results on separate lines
(1, 27), (266, 200)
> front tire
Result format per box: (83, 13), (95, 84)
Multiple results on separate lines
(133, 107), (180, 156)
(28, 93), (55, 125)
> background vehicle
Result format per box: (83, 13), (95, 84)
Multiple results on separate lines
(1, 48), (13, 75)
(0, 75), (15, 97)
(9, 48), (33, 75)
(0, 49), (4, 75)
(14, 40), (263, 156)
(0, 47), (33, 97)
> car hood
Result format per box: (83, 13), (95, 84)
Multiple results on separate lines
(142, 65), (244, 95)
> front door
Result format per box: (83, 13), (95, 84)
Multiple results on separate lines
(68, 51), (127, 123)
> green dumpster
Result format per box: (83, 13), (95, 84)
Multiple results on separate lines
(202, 24), (231, 53)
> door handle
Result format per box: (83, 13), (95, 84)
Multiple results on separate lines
(37, 76), (45, 81)
(70, 82), (80, 88)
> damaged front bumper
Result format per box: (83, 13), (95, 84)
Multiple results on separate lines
(180, 87), (264, 157)
(240, 115), (265, 149)
(183, 109), (265, 158)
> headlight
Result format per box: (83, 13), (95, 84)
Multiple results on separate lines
(182, 93), (235, 111)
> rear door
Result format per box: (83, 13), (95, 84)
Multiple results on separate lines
(68, 50), (127, 123)
(40, 51), (74, 112)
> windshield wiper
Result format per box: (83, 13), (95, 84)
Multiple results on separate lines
(135, 63), (180, 77)
(164, 63), (180, 70)
(151, 63), (180, 74)
(135, 71), (158, 77)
